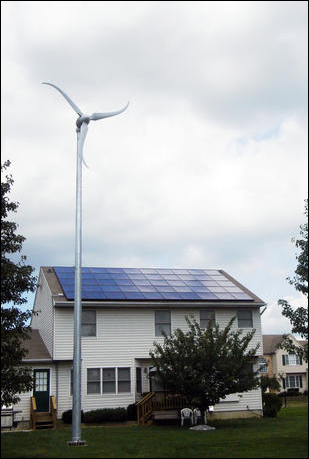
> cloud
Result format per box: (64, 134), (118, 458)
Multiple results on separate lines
(1, 1), (308, 336)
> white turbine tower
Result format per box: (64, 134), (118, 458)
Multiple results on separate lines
(43, 82), (129, 446)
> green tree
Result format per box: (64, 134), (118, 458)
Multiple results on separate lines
(149, 315), (260, 422)
(278, 199), (308, 362)
(1, 160), (37, 407)
(260, 375), (281, 393)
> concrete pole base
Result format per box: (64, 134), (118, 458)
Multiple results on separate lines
(67, 440), (87, 447)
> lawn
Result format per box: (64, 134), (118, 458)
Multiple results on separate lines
(1, 405), (308, 458)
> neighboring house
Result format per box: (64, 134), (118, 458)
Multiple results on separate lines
(262, 335), (308, 393)
(13, 266), (267, 426)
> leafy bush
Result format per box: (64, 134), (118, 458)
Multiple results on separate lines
(287, 388), (300, 396)
(62, 409), (85, 424)
(279, 389), (301, 397)
(263, 393), (283, 417)
(83, 407), (127, 424)
(126, 403), (137, 421)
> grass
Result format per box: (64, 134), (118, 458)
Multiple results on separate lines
(1, 404), (308, 458)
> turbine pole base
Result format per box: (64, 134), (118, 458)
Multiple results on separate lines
(67, 440), (87, 447)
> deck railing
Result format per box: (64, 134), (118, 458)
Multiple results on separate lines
(136, 392), (188, 424)
(152, 392), (187, 410)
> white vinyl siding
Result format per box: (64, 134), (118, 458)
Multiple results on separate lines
(37, 303), (263, 418)
(30, 271), (54, 357)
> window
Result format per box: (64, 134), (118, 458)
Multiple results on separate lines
(87, 368), (100, 394)
(136, 367), (142, 393)
(200, 310), (215, 328)
(103, 368), (116, 393)
(237, 310), (253, 328)
(257, 357), (268, 374)
(284, 375), (303, 389)
(155, 310), (171, 336)
(82, 310), (96, 336)
(282, 354), (302, 366)
(118, 368), (131, 393)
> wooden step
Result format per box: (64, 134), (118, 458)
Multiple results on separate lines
(152, 410), (179, 420)
(35, 412), (55, 429)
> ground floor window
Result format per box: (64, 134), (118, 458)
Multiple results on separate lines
(87, 368), (101, 394)
(284, 374), (303, 389)
(86, 367), (131, 394)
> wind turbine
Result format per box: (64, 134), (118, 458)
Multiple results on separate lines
(42, 82), (129, 446)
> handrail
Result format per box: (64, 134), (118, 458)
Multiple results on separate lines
(136, 392), (155, 406)
(50, 396), (57, 428)
(136, 392), (156, 425)
(30, 397), (37, 430)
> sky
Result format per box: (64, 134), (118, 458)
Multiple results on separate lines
(1, 1), (308, 336)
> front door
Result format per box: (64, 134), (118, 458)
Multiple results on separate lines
(33, 369), (50, 412)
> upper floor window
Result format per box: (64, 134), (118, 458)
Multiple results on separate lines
(237, 310), (253, 328)
(257, 357), (268, 374)
(155, 310), (171, 336)
(282, 354), (302, 366)
(82, 309), (96, 336)
(200, 310), (215, 329)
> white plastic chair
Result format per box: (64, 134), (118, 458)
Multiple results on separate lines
(180, 408), (193, 426)
(193, 408), (201, 425)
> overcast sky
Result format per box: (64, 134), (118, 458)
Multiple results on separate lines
(2, 1), (308, 336)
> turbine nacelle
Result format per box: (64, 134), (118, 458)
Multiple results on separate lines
(76, 115), (90, 131)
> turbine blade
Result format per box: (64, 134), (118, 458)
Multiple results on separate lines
(42, 82), (83, 116)
(77, 122), (89, 168)
(89, 101), (129, 121)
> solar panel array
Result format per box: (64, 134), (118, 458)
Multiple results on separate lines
(53, 267), (254, 302)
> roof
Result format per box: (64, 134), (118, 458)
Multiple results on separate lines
(41, 266), (265, 306)
(263, 335), (308, 354)
(263, 335), (284, 354)
(22, 329), (52, 361)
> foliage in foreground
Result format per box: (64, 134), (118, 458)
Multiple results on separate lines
(262, 392), (283, 417)
(150, 315), (260, 417)
(278, 198), (308, 362)
(1, 160), (37, 407)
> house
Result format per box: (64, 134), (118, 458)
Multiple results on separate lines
(12, 266), (266, 427)
(262, 335), (308, 393)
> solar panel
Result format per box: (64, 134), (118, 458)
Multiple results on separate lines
(53, 267), (255, 302)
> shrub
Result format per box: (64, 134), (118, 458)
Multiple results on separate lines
(263, 393), (283, 417)
(127, 403), (137, 421)
(279, 389), (301, 397)
(83, 407), (127, 424)
(287, 388), (300, 396)
(62, 409), (85, 424)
